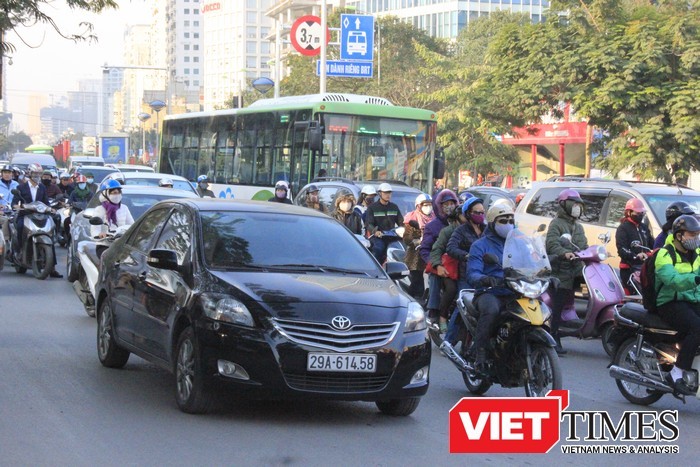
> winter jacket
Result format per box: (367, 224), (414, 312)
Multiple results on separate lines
(655, 244), (700, 307)
(546, 208), (588, 290)
(447, 220), (486, 282)
(418, 189), (457, 263)
(429, 219), (460, 269)
(333, 210), (363, 235)
(0, 178), (18, 207)
(268, 196), (292, 204)
(403, 208), (434, 271)
(467, 227), (511, 296)
(616, 217), (653, 269)
(365, 200), (403, 235)
(91, 202), (134, 236)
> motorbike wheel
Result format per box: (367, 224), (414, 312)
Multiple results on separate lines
(613, 338), (664, 406)
(32, 243), (54, 280)
(66, 245), (79, 282)
(460, 333), (492, 395)
(600, 322), (617, 357)
(524, 344), (563, 397)
(97, 299), (130, 368)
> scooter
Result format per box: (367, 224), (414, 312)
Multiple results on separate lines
(8, 189), (56, 279)
(73, 217), (127, 317)
(50, 196), (70, 247)
(556, 233), (626, 356)
(0, 195), (8, 271)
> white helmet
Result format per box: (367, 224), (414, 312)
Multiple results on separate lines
(486, 204), (515, 224)
(159, 177), (174, 187)
(377, 183), (392, 193)
(360, 185), (377, 196)
(491, 197), (515, 211)
(415, 193), (432, 207)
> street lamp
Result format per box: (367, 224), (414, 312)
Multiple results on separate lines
(148, 99), (166, 162)
(137, 112), (151, 163)
(252, 77), (274, 95)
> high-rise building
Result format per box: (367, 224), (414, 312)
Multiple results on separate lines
(27, 93), (48, 138)
(165, 0), (203, 112)
(202, 0), (275, 110)
(345, 0), (548, 38)
(100, 68), (124, 135)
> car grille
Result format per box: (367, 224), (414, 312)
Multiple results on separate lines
(283, 373), (390, 393)
(271, 318), (400, 352)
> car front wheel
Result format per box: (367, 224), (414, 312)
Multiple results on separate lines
(97, 300), (130, 368)
(175, 327), (214, 414)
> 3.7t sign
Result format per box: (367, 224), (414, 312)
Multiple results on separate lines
(449, 390), (569, 453)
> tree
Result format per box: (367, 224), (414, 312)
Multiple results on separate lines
(7, 131), (33, 153)
(0, 0), (118, 55)
(484, 1), (700, 183)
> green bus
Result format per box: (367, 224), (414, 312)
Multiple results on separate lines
(159, 93), (443, 199)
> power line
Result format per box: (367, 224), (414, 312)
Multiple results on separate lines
(6, 110), (120, 130)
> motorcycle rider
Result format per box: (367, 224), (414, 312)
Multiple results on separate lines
(58, 172), (74, 196)
(42, 170), (63, 199)
(354, 185), (377, 226)
(332, 190), (363, 235)
(268, 180), (293, 204)
(655, 214), (700, 396)
(159, 178), (174, 188)
(91, 180), (134, 238)
(83, 172), (98, 195)
(466, 203), (517, 371)
(69, 175), (93, 208)
(654, 201), (695, 249)
(616, 198), (653, 294)
(403, 194), (435, 301)
(196, 175), (215, 198)
(366, 183), (404, 264)
(545, 188), (589, 354)
(303, 185), (325, 213)
(1, 165), (18, 248)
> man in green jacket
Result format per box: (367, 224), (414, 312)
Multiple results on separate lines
(545, 189), (589, 355)
(655, 214), (700, 396)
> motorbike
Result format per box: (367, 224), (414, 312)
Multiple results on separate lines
(0, 195), (9, 271)
(384, 226), (413, 294)
(50, 196), (70, 247)
(7, 189), (56, 279)
(73, 216), (128, 317)
(440, 228), (563, 397)
(552, 233), (626, 356)
(609, 302), (699, 404)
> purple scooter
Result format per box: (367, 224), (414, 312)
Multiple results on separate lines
(554, 233), (626, 356)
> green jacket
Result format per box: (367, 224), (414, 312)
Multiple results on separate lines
(429, 220), (460, 268)
(655, 244), (700, 307)
(545, 208), (588, 289)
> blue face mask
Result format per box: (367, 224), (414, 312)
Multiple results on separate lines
(78, 183), (87, 190)
(494, 222), (515, 239)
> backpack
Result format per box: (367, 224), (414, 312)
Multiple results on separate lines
(639, 244), (676, 313)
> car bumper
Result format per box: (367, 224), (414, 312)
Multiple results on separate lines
(194, 319), (431, 401)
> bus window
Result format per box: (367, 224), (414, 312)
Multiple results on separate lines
(198, 128), (217, 180)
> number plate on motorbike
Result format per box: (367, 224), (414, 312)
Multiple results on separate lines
(307, 353), (376, 373)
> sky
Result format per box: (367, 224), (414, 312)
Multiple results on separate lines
(3, 1), (151, 131)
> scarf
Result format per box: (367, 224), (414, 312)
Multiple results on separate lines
(102, 200), (119, 226)
(405, 207), (434, 229)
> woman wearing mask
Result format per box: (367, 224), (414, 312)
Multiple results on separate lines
(354, 185), (377, 226)
(616, 198), (653, 294)
(304, 184), (325, 213)
(69, 175), (92, 208)
(332, 191), (362, 234)
(546, 189), (588, 354)
(91, 180), (134, 238)
(403, 194), (434, 301)
(268, 180), (292, 204)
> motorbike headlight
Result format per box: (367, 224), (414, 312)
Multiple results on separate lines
(508, 280), (550, 299)
(201, 293), (254, 327)
(596, 245), (608, 261)
(36, 204), (47, 214)
(405, 301), (427, 332)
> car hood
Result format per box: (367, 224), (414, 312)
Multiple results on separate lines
(209, 270), (409, 321)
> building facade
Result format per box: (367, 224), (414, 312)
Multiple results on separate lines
(165, 0), (203, 111)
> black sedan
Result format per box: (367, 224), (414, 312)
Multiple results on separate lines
(95, 200), (430, 415)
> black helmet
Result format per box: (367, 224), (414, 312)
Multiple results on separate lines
(672, 214), (700, 236)
(666, 201), (695, 223)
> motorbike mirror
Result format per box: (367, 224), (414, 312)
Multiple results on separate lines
(483, 253), (499, 265)
(408, 220), (420, 230)
(385, 261), (409, 280)
(536, 224), (547, 233)
(598, 232), (611, 245)
(89, 217), (104, 226)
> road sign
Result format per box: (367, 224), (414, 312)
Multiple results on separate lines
(290, 15), (330, 56)
(340, 14), (374, 61)
(316, 60), (374, 78)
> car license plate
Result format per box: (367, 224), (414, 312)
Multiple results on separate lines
(307, 353), (377, 373)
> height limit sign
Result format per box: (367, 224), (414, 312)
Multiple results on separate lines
(290, 15), (330, 56)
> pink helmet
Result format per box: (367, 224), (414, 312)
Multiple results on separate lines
(556, 188), (583, 204)
(625, 198), (646, 213)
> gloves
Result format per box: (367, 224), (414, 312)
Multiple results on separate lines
(480, 276), (504, 288)
(549, 277), (561, 290)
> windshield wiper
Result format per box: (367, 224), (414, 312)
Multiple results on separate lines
(271, 264), (372, 276)
(217, 263), (269, 271)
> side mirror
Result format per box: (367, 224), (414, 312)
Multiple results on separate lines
(82, 208), (95, 219)
(433, 158), (445, 180)
(537, 224), (547, 233)
(89, 216), (104, 226)
(385, 261), (409, 280)
(598, 232), (611, 245)
(309, 127), (323, 152)
(483, 253), (499, 265)
(147, 249), (179, 271)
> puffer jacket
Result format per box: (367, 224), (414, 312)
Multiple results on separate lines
(467, 227), (511, 296)
(616, 217), (653, 269)
(419, 189), (458, 263)
(447, 220), (486, 282)
(428, 218), (461, 268)
(546, 208), (588, 290)
(655, 244), (700, 307)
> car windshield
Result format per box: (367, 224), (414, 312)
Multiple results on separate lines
(76, 167), (118, 183)
(123, 176), (195, 193)
(643, 194), (700, 225)
(389, 191), (420, 217)
(200, 211), (383, 276)
(87, 192), (192, 219)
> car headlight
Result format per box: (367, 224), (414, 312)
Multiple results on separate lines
(508, 279), (549, 299)
(405, 301), (427, 332)
(201, 293), (254, 327)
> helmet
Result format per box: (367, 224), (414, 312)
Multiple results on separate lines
(101, 179), (122, 192)
(486, 203), (515, 224)
(42, 169), (52, 177)
(275, 180), (289, 190)
(556, 189), (583, 204)
(436, 189), (459, 205)
(377, 183), (392, 193)
(666, 201), (695, 223)
(672, 214), (700, 236)
(75, 175), (87, 183)
(624, 198), (646, 213)
(462, 197), (484, 215)
(27, 163), (42, 174)
(307, 184), (319, 193)
(59, 172), (71, 180)
(1, 164), (12, 172)
(491, 197), (515, 210)
(197, 175), (209, 183)
(515, 193), (525, 204)
(458, 191), (474, 203)
(360, 185), (377, 196)
(50, 170), (58, 178)
(159, 178), (174, 187)
(415, 193), (432, 207)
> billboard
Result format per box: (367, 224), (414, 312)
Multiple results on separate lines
(100, 136), (128, 164)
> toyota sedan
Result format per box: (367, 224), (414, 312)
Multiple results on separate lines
(95, 200), (430, 415)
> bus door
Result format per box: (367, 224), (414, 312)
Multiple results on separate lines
(289, 121), (319, 192)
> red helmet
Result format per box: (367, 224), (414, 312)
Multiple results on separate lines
(515, 193), (525, 204)
(556, 188), (583, 204)
(625, 198), (646, 213)
(75, 175), (87, 183)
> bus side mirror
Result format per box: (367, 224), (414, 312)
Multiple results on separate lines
(433, 158), (445, 180)
(309, 127), (323, 152)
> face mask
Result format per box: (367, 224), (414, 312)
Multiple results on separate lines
(78, 183), (87, 190)
(86, 178), (94, 184)
(681, 236), (700, 251)
(494, 222), (514, 239)
(339, 201), (353, 212)
(275, 189), (287, 199)
(631, 213), (645, 223)
(470, 213), (485, 224)
(42, 179), (51, 186)
(571, 204), (582, 218)
(108, 193), (122, 204)
(443, 205), (455, 216)
(31, 176), (41, 184)
(309, 193), (319, 203)
(421, 205), (432, 216)
(199, 182), (208, 189)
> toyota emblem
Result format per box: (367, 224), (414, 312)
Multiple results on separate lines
(331, 316), (352, 331)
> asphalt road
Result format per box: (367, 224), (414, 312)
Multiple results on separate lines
(1, 250), (699, 466)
